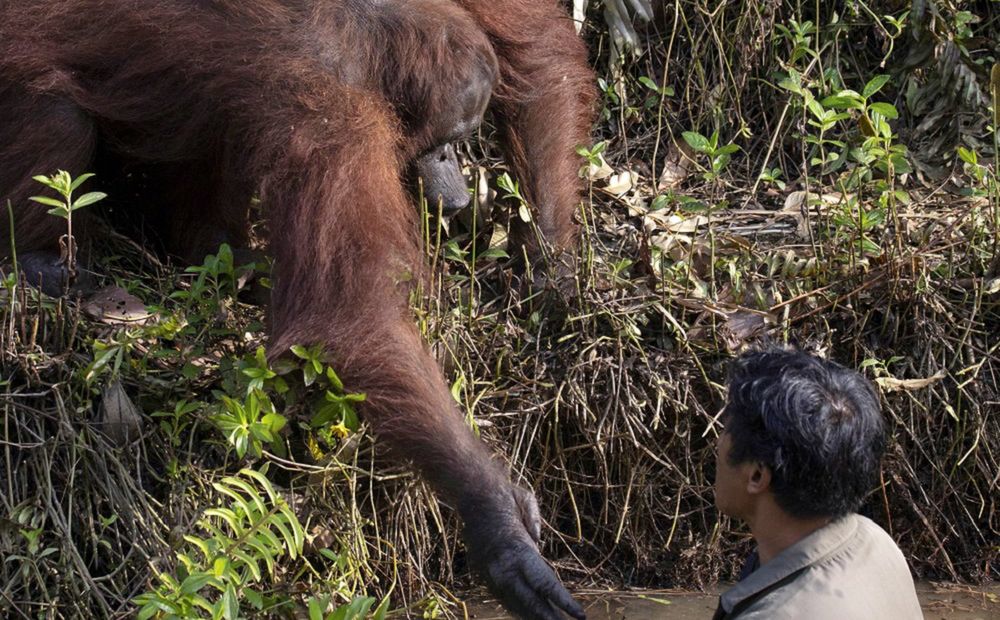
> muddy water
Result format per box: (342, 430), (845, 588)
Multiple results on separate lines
(463, 583), (999, 619)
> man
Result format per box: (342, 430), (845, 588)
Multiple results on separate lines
(712, 347), (923, 619)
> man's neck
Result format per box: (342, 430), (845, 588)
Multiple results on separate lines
(746, 501), (833, 565)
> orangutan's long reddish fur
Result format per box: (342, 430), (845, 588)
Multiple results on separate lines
(0, 1), (594, 616)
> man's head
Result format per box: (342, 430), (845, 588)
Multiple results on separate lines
(714, 346), (885, 521)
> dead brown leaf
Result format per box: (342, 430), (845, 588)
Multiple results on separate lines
(657, 141), (695, 191)
(604, 170), (639, 196)
(96, 380), (145, 444)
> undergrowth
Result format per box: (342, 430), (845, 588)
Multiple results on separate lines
(1, 1), (999, 618)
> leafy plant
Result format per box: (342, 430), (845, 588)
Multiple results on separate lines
(212, 391), (287, 460)
(638, 76), (674, 111)
(777, 66), (913, 261)
(134, 469), (305, 620)
(821, 75), (910, 176)
(208, 345), (367, 460)
(83, 328), (144, 383)
(774, 19), (816, 66)
(242, 346), (287, 394)
(497, 172), (531, 224)
(172, 244), (256, 317)
(576, 140), (608, 170)
(306, 594), (388, 620)
(758, 168), (786, 190)
(830, 193), (886, 257)
(28, 170), (106, 285)
(153, 400), (203, 452)
(681, 130), (741, 182)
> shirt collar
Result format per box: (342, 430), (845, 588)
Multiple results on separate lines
(720, 513), (861, 613)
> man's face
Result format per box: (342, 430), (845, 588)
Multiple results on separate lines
(714, 429), (752, 520)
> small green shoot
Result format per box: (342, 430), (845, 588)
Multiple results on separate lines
(29, 171), (106, 282)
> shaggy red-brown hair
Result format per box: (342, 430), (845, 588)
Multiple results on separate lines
(0, 2), (594, 618)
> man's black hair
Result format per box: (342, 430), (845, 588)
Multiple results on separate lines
(723, 346), (886, 518)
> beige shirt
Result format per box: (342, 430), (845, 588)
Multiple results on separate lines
(715, 514), (923, 619)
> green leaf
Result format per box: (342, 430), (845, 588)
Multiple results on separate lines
(889, 152), (912, 174)
(343, 407), (360, 432)
(136, 599), (178, 619)
(303, 364), (317, 386)
(262, 412), (286, 434)
(234, 433), (248, 458)
(372, 596), (391, 620)
(957, 147), (977, 165)
(221, 585), (239, 620)
(69, 173), (96, 192)
(135, 606), (157, 620)
(820, 95), (862, 110)
(205, 508), (240, 531)
(28, 196), (65, 208)
(72, 191), (107, 209)
(777, 79), (801, 95)
(345, 597), (376, 618)
(862, 74), (891, 99)
(180, 572), (214, 595)
(270, 516), (299, 558)
(310, 597), (327, 620)
(213, 556), (230, 578)
(681, 131), (710, 153)
(638, 76), (658, 91)
(477, 247), (509, 260)
(184, 535), (212, 561)
(240, 468), (277, 499)
(868, 102), (898, 119)
(232, 548), (262, 581)
(244, 588), (264, 610)
(806, 97), (825, 119)
(325, 367), (344, 392)
(32, 175), (59, 189)
(219, 479), (264, 515)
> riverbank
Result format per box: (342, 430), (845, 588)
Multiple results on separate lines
(463, 583), (1000, 619)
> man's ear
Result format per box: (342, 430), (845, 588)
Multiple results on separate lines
(746, 462), (771, 495)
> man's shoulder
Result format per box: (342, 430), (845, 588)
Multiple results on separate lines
(729, 515), (923, 619)
(839, 514), (914, 576)
(780, 514), (911, 577)
(853, 514), (906, 553)
(738, 577), (921, 620)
